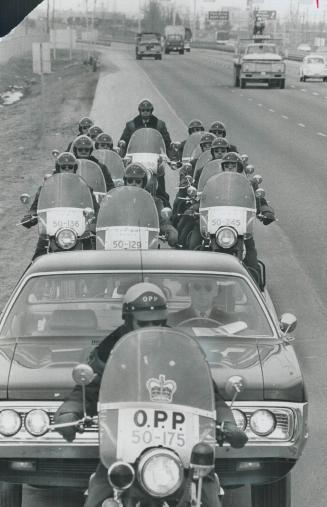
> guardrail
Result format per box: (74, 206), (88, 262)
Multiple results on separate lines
(88, 36), (305, 62)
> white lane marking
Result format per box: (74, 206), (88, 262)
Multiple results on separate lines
(268, 108), (275, 112)
(257, 103), (263, 107)
(290, 85), (295, 88)
(298, 123), (305, 127)
(240, 93), (244, 96)
(300, 88), (307, 92)
(317, 132), (327, 137)
(282, 115), (289, 119)
(313, 92), (320, 96)
(248, 97), (253, 101)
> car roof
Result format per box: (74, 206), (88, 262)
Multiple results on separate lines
(25, 250), (249, 277)
(304, 53), (325, 60)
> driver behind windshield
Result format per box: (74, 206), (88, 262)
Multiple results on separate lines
(54, 282), (247, 507)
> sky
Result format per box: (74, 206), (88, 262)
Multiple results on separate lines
(34, 0), (327, 20)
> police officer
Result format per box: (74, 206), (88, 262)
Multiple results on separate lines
(193, 137), (230, 187)
(88, 125), (103, 142)
(209, 121), (238, 153)
(54, 282), (247, 507)
(177, 118), (205, 161)
(94, 133), (114, 151)
(123, 163), (178, 247)
(66, 116), (94, 151)
(72, 135), (115, 192)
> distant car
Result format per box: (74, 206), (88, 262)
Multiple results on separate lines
(136, 32), (162, 60)
(297, 43), (311, 52)
(300, 54), (327, 81)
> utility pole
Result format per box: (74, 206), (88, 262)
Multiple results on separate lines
(46, 0), (50, 34)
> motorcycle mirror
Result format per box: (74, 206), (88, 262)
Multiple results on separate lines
(20, 193), (31, 205)
(279, 313), (297, 334)
(183, 162), (193, 173)
(187, 186), (198, 199)
(161, 207), (173, 221)
(123, 156), (132, 167)
(245, 164), (254, 175)
(255, 187), (265, 199)
(118, 140), (126, 148)
(241, 154), (248, 164)
(253, 174), (263, 184)
(52, 149), (60, 159)
(225, 375), (245, 403)
(72, 364), (95, 386)
(83, 207), (95, 220)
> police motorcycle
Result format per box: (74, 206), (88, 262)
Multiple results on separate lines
(96, 186), (160, 250)
(93, 149), (125, 187)
(47, 327), (245, 507)
(20, 173), (95, 253)
(76, 159), (107, 204)
(181, 132), (211, 163)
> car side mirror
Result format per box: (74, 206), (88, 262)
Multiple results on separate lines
(20, 193), (31, 205)
(280, 313), (297, 334)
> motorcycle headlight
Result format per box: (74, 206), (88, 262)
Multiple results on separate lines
(250, 410), (276, 436)
(55, 228), (77, 250)
(25, 409), (50, 437)
(216, 227), (237, 249)
(0, 410), (22, 436)
(138, 449), (183, 497)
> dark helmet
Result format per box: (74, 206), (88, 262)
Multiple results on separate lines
(124, 162), (147, 188)
(78, 116), (93, 133)
(72, 135), (93, 157)
(188, 119), (204, 135)
(138, 99), (154, 113)
(55, 152), (78, 173)
(221, 152), (244, 173)
(88, 125), (103, 141)
(122, 282), (168, 322)
(209, 121), (226, 138)
(95, 132), (113, 150)
(210, 137), (230, 158)
(199, 132), (216, 151)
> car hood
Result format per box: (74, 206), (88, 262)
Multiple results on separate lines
(243, 54), (282, 61)
(201, 337), (305, 403)
(6, 337), (305, 403)
(7, 338), (101, 400)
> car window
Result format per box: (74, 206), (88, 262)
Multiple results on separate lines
(306, 57), (324, 64)
(0, 272), (275, 339)
(247, 45), (276, 54)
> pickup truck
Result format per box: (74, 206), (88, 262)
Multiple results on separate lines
(233, 36), (286, 89)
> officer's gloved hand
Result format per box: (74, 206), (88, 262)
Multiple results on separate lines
(219, 421), (248, 449)
(54, 412), (81, 442)
(261, 211), (275, 225)
(22, 214), (37, 228)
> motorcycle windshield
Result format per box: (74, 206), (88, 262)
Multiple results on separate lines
(37, 173), (93, 236)
(126, 128), (166, 155)
(96, 186), (159, 250)
(98, 327), (216, 467)
(200, 172), (256, 237)
(93, 149), (125, 185)
(76, 159), (106, 200)
(182, 131), (210, 162)
(193, 151), (212, 181)
(198, 160), (222, 192)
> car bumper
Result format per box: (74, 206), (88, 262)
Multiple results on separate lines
(241, 73), (285, 83)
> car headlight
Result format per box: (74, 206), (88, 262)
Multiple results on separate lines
(25, 409), (50, 437)
(138, 449), (183, 497)
(216, 227), (237, 249)
(55, 228), (77, 250)
(250, 410), (276, 436)
(0, 410), (22, 436)
(232, 409), (247, 431)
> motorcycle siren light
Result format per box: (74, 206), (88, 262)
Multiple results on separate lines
(137, 449), (183, 497)
(55, 228), (77, 250)
(95, 133), (114, 149)
(209, 121), (226, 137)
(190, 442), (215, 478)
(20, 193), (31, 205)
(88, 125), (103, 140)
(138, 99), (154, 112)
(107, 461), (135, 490)
(215, 227), (237, 249)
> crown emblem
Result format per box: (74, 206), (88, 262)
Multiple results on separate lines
(146, 375), (177, 403)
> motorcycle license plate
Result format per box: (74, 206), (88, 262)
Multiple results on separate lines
(45, 208), (85, 236)
(116, 407), (199, 461)
(105, 226), (149, 250)
(207, 206), (247, 235)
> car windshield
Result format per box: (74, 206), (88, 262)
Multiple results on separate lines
(0, 272), (275, 339)
(140, 35), (159, 43)
(306, 57), (324, 64)
(247, 45), (276, 54)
